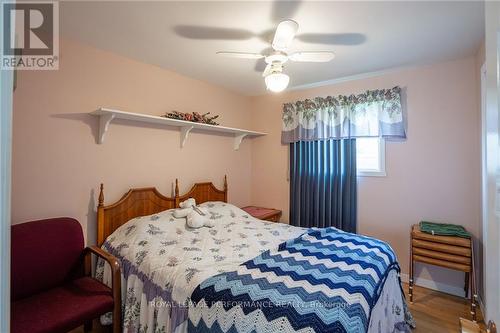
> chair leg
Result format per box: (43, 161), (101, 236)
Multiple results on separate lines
(464, 272), (469, 297)
(470, 243), (477, 322)
(113, 320), (121, 333)
(83, 320), (92, 332)
(472, 295), (477, 322)
(409, 270), (414, 302)
(113, 305), (122, 333)
(409, 228), (414, 303)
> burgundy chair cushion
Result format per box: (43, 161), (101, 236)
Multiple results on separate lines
(11, 277), (114, 333)
(11, 218), (84, 301)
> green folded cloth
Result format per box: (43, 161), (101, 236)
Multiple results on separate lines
(419, 221), (471, 238)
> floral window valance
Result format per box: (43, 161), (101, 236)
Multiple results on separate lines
(281, 86), (406, 143)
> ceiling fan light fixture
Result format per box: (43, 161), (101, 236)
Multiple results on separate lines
(265, 72), (289, 93)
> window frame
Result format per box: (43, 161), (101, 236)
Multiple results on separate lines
(356, 137), (386, 177)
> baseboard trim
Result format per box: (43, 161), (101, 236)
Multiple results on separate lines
(400, 273), (466, 298)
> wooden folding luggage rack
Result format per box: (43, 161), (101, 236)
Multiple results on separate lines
(409, 224), (477, 321)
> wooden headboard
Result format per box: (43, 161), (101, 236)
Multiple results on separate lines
(97, 176), (228, 246)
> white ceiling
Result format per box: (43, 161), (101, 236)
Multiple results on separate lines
(60, 1), (484, 96)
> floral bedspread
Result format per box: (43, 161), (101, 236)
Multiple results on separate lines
(97, 202), (413, 333)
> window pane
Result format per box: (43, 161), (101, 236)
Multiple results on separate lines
(356, 137), (381, 171)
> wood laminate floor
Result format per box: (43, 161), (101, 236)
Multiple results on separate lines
(70, 283), (486, 333)
(405, 283), (485, 332)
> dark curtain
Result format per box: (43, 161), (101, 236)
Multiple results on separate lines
(289, 139), (357, 232)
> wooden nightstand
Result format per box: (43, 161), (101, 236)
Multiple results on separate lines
(241, 206), (282, 222)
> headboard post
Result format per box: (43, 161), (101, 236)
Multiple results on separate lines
(97, 183), (105, 247)
(98, 183), (104, 207)
(174, 178), (180, 208)
(224, 175), (228, 202)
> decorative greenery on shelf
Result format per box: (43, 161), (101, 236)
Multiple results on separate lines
(162, 111), (220, 125)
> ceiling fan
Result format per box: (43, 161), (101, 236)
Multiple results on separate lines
(216, 20), (335, 93)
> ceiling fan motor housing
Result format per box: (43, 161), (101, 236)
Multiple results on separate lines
(268, 62), (284, 75)
(265, 52), (288, 65)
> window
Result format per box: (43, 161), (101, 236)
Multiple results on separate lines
(356, 137), (386, 176)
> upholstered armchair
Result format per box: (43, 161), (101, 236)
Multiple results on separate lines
(11, 217), (121, 333)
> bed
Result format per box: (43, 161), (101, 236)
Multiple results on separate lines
(96, 177), (413, 333)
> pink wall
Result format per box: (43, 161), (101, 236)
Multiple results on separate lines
(11, 39), (254, 244)
(250, 57), (481, 290)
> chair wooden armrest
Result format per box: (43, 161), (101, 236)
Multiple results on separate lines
(85, 246), (120, 274)
(84, 246), (122, 333)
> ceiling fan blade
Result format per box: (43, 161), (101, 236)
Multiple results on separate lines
(262, 63), (273, 77)
(289, 51), (335, 62)
(272, 19), (299, 51)
(216, 52), (265, 59)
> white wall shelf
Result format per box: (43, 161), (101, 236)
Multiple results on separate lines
(90, 108), (266, 150)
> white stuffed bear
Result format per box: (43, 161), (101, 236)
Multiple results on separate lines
(181, 198), (195, 209)
(173, 198), (215, 228)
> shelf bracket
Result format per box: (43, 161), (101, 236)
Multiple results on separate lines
(98, 113), (115, 144)
(180, 126), (194, 148)
(234, 133), (248, 151)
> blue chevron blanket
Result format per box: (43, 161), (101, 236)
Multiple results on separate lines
(188, 227), (404, 333)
